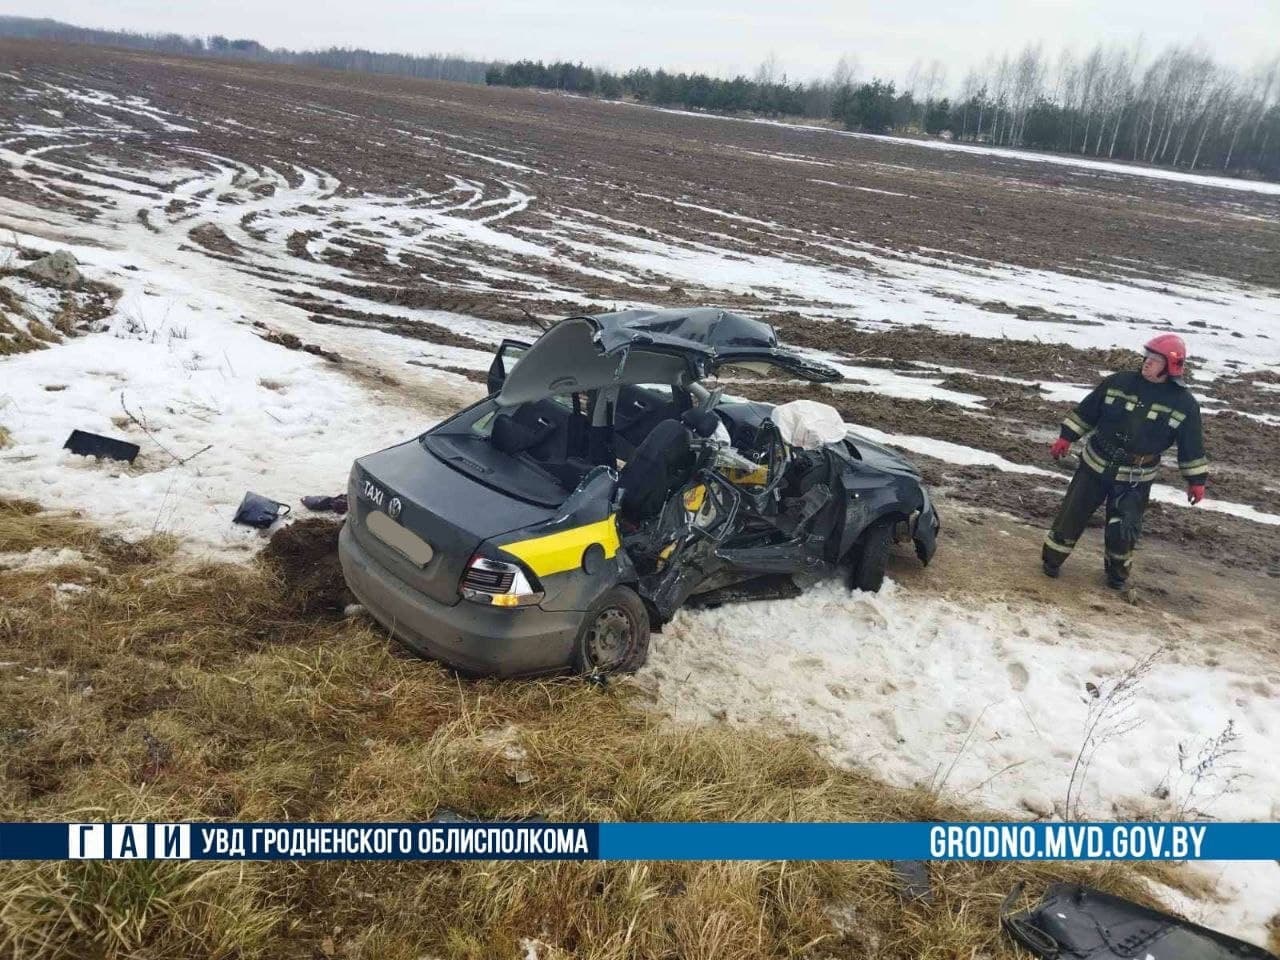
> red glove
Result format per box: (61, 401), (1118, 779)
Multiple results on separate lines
(1187, 483), (1205, 505)
(1050, 438), (1071, 459)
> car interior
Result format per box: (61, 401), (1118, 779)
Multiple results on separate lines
(478, 380), (818, 526)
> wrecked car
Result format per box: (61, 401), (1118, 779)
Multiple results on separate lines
(338, 308), (940, 677)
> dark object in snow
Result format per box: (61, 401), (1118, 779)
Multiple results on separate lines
(1002, 882), (1278, 960)
(686, 574), (802, 609)
(890, 860), (933, 904)
(63, 429), (140, 463)
(233, 491), (291, 529)
(301, 494), (348, 514)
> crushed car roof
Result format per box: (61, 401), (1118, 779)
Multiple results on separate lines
(593, 307), (780, 355)
(498, 307), (840, 405)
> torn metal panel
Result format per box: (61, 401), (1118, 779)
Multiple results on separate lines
(1002, 882), (1278, 960)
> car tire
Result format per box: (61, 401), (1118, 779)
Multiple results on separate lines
(849, 520), (893, 593)
(573, 586), (650, 675)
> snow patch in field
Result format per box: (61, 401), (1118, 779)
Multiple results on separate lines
(643, 578), (1280, 944)
(551, 217), (1280, 375)
(0, 273), (64, 335)
(809, 179), (917, 199)
(0, 227), (442, 557)
(849, 425), (1056, 475)
(0, 547), (91, 571)
(826, 362), (986, 407)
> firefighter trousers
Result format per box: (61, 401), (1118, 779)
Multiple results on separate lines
(1042, 463), (1152, 583)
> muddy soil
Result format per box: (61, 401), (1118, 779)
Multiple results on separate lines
(260, 517), (351, 619)
(288, 298), (495, 352)
(187, 223), (242, 256)
(766, 312), (1142, 382)
(3, 39), (1278, 293)
(893, 498), (1280, 667)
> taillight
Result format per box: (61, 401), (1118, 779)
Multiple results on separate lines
(459, 555), (544, 608)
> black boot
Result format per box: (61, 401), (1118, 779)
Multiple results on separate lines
(1105, 565), (1128, 590)
(1042, 560), (1061, 579)
(1104, 556), (1129, 590)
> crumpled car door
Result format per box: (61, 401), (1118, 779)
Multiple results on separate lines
(636, 474), (742, 621)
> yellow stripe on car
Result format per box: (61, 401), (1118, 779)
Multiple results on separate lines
(501, 515), (621, 578)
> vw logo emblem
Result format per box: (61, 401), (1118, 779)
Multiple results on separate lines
(388, 497), (402, 520)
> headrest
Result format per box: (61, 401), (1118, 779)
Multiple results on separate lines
(681, 409), (721, 438)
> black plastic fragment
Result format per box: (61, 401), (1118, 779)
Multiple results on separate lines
(63, 429), (140, 463)
(233, 491), (291, 529)
(891, 860), (933, 904)
(1002, 882), (1278, 960)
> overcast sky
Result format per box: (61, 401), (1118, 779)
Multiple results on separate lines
(9, 0), (1279, 84)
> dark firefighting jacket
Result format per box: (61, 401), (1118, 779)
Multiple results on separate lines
(1058, 371), (1208, 484)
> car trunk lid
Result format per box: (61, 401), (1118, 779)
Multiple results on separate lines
(349, 438), (555, 605)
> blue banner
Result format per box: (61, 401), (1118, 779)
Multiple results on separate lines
(2, 822), (1279, 861)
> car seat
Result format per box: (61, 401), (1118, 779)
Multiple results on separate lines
(618, 419), (695, 522)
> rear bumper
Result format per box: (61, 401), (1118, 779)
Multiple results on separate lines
(338, 522), (581, 677)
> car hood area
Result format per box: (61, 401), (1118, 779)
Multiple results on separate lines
(844, 429), (923, 478)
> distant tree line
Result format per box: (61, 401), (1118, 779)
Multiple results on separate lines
(0, 16), (494, 83)
(489, 47), (1280, 181)
(4, 16), (1277, 180)
(485, 60), (816, 116)
(945, 45), (1280, 179)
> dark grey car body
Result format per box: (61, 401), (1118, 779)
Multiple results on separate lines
(338, 308), (939, 677)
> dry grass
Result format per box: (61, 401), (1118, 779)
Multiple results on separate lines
(0, 313), (45, 356)
(0, 425), (10, 449)
(0, 501), (1205, 959)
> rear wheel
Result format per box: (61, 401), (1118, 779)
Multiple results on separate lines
(848, 520), (893, 593)
(573, 586), (650, 675)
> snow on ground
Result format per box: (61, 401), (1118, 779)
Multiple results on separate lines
(0, 220), (442, 556)
(643, 578), (1280, 943)
(0, 547), (93, 571)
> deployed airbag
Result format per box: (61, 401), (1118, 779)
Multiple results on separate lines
(772, 399), (846, 450)
(1002, 882), (1277, 960)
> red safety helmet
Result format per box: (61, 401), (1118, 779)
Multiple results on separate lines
(1144, 333), (1187, 379)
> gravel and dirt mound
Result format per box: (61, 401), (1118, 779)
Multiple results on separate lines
(260, 517), (350, 619)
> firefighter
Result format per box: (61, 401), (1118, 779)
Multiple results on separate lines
(1042, 334), (1208, 589)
